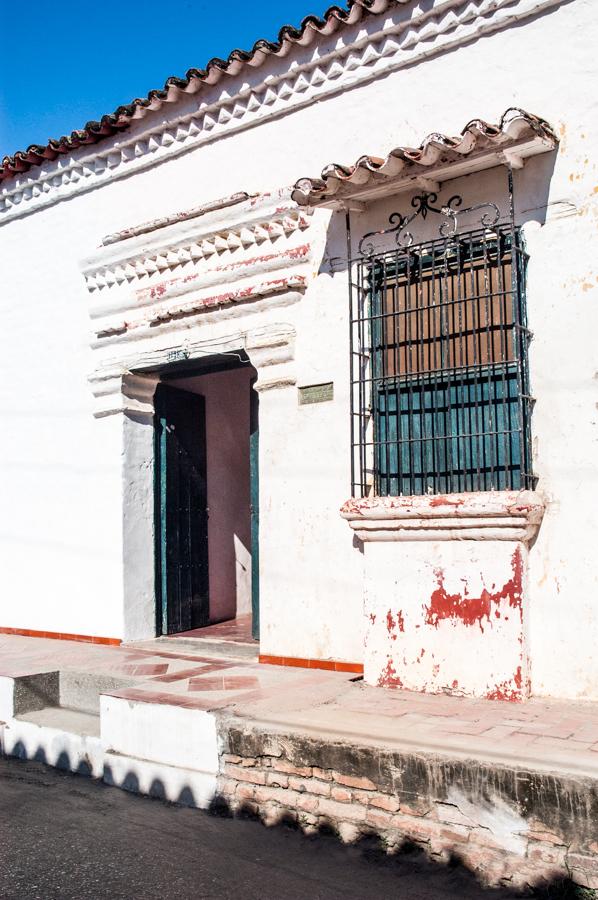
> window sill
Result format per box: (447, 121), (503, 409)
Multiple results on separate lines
(340, 490), (544, 544)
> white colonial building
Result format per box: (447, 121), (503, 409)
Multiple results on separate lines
(1, 0), (597, 702)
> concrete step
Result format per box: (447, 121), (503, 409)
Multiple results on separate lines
(0, 670), (137, 720)
(0, 670), (134, 779)
(102, 691), (219, 807)
(0, 669), (221, 807)
(3, 706), (103, 777)
(18, 706), (100, 738)
(131, 637), (259, 661)
(59, 671), (136, 715)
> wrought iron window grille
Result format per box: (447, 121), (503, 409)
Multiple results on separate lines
(349, 184), (535, 499)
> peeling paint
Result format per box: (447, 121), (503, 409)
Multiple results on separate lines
(386, 608), (405, 641)
(486, 666), (523, 702)
(139, 244), (310, 303)
(145, 276), (307, 325)
(378, 657), (403, 688)
(424, 548), (523, 633)
(429, 495), (465, 508)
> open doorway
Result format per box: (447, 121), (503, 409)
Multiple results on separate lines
(154, 352), (259, 643)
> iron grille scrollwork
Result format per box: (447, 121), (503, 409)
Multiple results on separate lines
(349, 189), (534, 498)
(358, 192), (501, 256)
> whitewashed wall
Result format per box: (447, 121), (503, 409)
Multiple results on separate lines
(0, 0), (597, 694)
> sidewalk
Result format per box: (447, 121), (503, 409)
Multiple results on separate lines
(1, 633), (597, 890)
(2, 633), (597, 776)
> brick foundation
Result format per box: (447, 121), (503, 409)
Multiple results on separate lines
(217, 724), (598, 892)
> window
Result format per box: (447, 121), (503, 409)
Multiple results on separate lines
(349, 192), (534, 498)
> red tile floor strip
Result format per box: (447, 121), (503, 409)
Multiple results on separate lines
(259, 654), (363, 674)
(0, 627), (121, 646)
(151, 665), (221, 684)
(122, 663), (170, 677)
(188, 675), (260, 692)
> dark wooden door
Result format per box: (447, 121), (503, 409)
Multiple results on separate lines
(155, 384), (209, 635)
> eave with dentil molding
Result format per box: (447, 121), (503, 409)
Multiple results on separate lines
(0, 0), (566, 224)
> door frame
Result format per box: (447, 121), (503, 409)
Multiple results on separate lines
(151, 352), (259, 638)
(115, 326), (295, 644)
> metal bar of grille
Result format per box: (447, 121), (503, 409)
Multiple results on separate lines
(349, 222), (534, 498)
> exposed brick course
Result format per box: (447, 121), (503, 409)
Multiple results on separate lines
(288, 776), (330, 796)
(369, 794), (400, 812)
(330, 786), (352, 803)
(223, 763), (267, 785)
(269, 759), (312, 777)
(266, 771), (289, 788)
(332, 772), (376, 790)
(218, 722), (598, 892)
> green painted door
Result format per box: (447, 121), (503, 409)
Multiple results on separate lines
(250, 381), (259, 641)
(154, 384), (209, 635)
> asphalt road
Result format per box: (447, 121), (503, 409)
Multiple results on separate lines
(0, 757), (567, 900)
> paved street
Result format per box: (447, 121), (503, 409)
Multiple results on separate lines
(0, 757), (536, 900)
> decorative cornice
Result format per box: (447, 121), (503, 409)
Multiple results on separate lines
(340, 491), (545, 543)
(82, 201), (311, 295)
(83, 190), (315, 346)
(89, 369), (160, 419)
(89, 323), (297, 417)
(98, 274), (306, 338)
(0, 0), (566, 224)
(122, 373), (160, 418)
(0, 0), (393, 184)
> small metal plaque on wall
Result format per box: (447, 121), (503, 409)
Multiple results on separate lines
(298, 382), (334, 405)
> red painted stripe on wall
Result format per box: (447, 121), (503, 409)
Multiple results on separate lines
(0, 627), (122, 646)
(259, 654), (363, 674)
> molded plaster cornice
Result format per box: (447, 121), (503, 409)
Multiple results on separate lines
(81, 191), (311, 298)
(84, 190), (316, 345)
(94, 275), (307, 345)
(0, 0), (566, 224)
(89, 323), (297, 417)
(340, 491), (545, 543)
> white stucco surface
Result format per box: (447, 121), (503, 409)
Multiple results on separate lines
(363, 540), (529, 699)
(1, 0), (597, 696)
(100, 694), (219, 773)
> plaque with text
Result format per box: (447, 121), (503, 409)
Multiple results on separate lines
(298, 382), (334, 405)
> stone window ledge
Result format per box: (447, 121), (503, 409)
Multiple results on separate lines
(340, 491), (545, 544)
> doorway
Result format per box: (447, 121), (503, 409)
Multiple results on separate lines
(154, 354), (259, 640)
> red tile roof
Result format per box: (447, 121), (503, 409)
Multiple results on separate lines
(0, 0), (395, 185)
(291, 108), (558, 206)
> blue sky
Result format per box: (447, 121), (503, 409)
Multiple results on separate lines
(0, 0), (330, 157)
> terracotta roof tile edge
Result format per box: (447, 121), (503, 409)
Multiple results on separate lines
(0, 0), (399, 184)
(291, 108), (559, 206)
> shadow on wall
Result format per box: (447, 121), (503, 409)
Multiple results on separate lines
(4, 740), (592, 900)
(318, 150), (560, 277)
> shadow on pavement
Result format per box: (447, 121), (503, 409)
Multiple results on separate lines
(2, 744), (594, 900)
